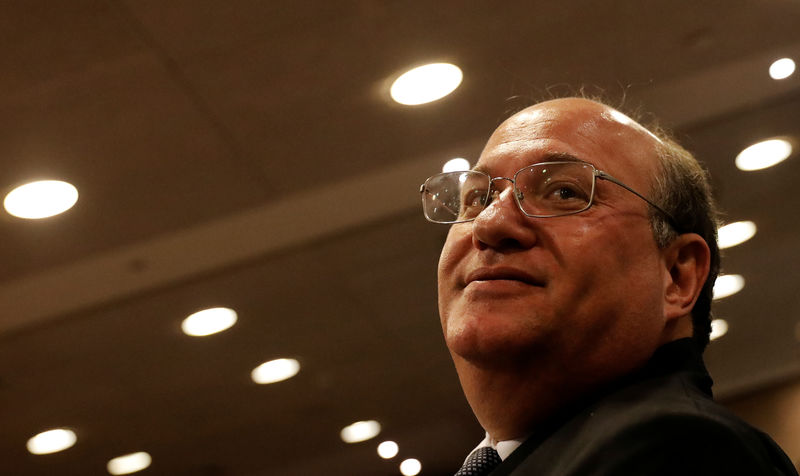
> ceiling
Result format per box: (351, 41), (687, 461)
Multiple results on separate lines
(1, 1), (799, 475)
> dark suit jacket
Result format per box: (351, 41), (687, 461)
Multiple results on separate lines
(490, 339), (798, 475)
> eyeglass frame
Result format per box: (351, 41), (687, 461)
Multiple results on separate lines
(419, 160), (682, 232)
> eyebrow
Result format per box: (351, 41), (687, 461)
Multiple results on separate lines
(473, 152), (588, 174)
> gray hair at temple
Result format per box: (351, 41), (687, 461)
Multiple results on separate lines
(648, 131), (721, 351)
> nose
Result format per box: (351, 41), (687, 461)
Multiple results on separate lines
(471, 181), (538, 250)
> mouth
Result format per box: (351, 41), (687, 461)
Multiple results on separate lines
(464, 267), (545, 288)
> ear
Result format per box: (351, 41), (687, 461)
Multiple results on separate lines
(662, 233), (711, 322)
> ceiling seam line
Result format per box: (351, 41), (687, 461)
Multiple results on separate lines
(110, 0), (274, 189)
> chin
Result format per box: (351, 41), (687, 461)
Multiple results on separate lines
(444, 312), (546, 366)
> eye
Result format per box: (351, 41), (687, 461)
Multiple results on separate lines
(457, 187), (490, 220)
(543, 182), (588, 202)
(463, 188), (489, 207)
(553, 185), (578, 200)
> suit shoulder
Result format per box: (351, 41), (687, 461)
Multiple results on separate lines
(571, 411), (795, 475)
(525, 374), (798, 475)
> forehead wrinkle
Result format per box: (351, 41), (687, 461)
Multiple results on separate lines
(473, 152), (591, 182)
(478, 117), (601, 172)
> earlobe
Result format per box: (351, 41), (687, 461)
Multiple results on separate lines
(663, 233), (711, 321)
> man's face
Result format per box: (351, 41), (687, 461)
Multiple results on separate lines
(438, 98), (671, 383)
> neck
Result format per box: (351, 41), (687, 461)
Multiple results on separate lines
(453, 318), (696, 440)
(452, 354), (581, 441)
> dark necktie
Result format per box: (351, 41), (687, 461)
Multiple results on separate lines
(455, 446), (502, 476)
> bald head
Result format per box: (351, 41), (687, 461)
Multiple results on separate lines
(480, 98), (665, 201)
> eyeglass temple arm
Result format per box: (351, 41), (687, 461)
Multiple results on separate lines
(595, 171), (683, 233)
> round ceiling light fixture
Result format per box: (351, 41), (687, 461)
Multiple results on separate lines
(713, 274), (745, 300)
(390, 63), (463, 105)
(735, 138), (792, 171)
(107, 452), (152, 475)
(377, 440), (399, 459)
(181, 307), (238, 337)
(442, 157), (470, 173)
(4, 180), (78, 219)
(769, 57), (796, 80)
(718, 221), (757, 249)
(26, 428), (77, 455)
(710, 319), (729, 341)
(400, 458), (422, 476)
(340, 420), (381, 443)
(251, 358), (300, 384)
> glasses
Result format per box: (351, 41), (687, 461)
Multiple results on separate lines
(419, 160), (680, 230)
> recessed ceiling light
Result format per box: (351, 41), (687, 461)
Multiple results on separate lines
(107, 452), (152, 475)
(377, 440), (399, 459)
(735, 138), (792, 171)
(713, 274), (744, 300)
(769, 58), (796, 80)
(251, 358), (300, 384)
(181, 307), (238, 337)
(400, 458), (422, 476)
(442, 158), (470, 173)
(710, 319), (729, 341)
(4, 180), (78, 219)
(390, 63), (463, 106)
(340, 420), (381, 443)
(26, 428), (77, 455)
(718, 221), (757, 249)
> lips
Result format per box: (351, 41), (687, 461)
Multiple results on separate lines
(464, 266), (544, 287)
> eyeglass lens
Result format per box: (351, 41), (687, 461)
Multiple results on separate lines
(422, 162), (596, 223)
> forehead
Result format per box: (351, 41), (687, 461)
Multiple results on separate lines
(477, 99), (660, 186)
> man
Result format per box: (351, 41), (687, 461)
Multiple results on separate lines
(420, 97), (798, 475)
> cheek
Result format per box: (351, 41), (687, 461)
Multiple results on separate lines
(437, 225), (470, 283)
(437, 225), (474, 328)
(575, 224), (663, 316)
(546, 222), (666, 367)
(555, 220), (661, 308)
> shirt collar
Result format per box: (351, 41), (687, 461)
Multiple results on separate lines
(467, 432), (527, 462)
